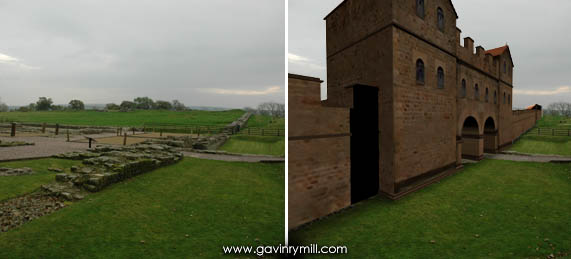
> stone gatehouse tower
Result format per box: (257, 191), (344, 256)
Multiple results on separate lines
(289, 0), (541, 229)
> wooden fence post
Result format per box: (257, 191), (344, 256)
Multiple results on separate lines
(10, 123), (16, 137)
(160, 129), (163, 137)
(197, 128), (200, 137)
(132, 128), (135, 135)
(89, 138), (93, 148)
(42, 123), (46, 133)
(123, 133), (127, 146)
(66, 129), (70, 142)
(55, 124), (59, 135)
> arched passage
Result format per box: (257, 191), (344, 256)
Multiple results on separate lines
(483, 117), (498, 153)
(461, 116), (484, 160)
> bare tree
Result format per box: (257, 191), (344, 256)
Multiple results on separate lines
(257, 102), (285, 118)
(0, 98), (8, 112)
(546, 102), (571, 117)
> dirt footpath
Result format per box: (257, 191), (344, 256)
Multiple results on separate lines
(0, 136), (88, 161)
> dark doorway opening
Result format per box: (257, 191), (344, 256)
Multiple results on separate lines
(350, 85), (379, 204)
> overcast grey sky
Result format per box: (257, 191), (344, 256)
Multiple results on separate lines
(0, 0), (284, 108)
(289, 0), (571, 108)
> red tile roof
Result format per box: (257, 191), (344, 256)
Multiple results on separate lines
(485, 45), (508, 56)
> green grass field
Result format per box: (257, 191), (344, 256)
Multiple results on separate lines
(0, 159), (81, 201)
(0, 158), (284, 258)
(245, 115), (284, 129)
(0, 110), (245, 127)
(536, 115), (571, 129)
(290, 160), (571, 258)
(220, 136), (285, 156)
(509, 135), (571, 156)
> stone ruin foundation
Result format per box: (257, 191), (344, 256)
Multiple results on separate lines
(0, 167), (35, 176)
(0, 143), (183, 232)
(45, 143), (183, 200)
(0, 139), (35, 147)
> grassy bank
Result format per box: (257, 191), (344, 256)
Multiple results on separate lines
(509, 135), (571, 156)
(0, 159), (81, 201)
(220, 136), (285, 156)
(245, 115), (284, 129)
(0, 158), (284, 258)
(290, 160), (571, 258)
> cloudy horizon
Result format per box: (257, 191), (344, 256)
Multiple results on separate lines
(0, 0), (284, 109)
(289, 0), (571, 109)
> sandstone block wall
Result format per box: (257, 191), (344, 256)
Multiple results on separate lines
(288, 74), (351, 229)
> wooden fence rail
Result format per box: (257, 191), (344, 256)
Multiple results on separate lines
(529, 128), (571, 137)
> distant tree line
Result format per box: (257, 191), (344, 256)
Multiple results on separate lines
(2, 97), (188, 112)
(244, 102), (285, 118)
(544, 102), (571, 117)
(107, 97), (187, 112)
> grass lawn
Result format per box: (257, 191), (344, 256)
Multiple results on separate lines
(509, 135), (571, 157)
(290, 160), (571, 258)
(536, 115), (571, 129)
(0, 158), (284, 258)
(220, 136), (285, 156)
(245, 115), (285, 129)
(0, 159), (81, 201)
(0, 110), (245, 127)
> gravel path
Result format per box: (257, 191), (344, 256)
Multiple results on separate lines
(182, 151), (284, 163)
(484, 153), (571, 163)
(0, 136), (89, 161)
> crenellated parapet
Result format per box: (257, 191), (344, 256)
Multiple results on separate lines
(456, 31), (499, 79)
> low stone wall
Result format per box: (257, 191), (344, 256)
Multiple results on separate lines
(45, 144), (183, 200)
(0, 140), (35, 147)
(225, 112), (253, 133)
(144, 134), (229, 151)
(0, 167), (35, 176)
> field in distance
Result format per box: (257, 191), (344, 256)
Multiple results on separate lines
(0, 110), (245, 127)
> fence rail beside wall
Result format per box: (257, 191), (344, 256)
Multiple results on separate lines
(529, 127), (571, 137)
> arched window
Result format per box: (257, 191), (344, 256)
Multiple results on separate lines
(416, 0), (425, 18)
(437, 67), (444, 89)
(416, 59), (425, 84)
(503, 92), (506, 104)
(508, 95), (511, 104)
(461, 79), (466, 97)
(437, 8), (445, 31)
(494, 91), (497, 104)
(485, 88), (489, 102)
(503, 61), (507, 73)
(475, 84), (479, 100)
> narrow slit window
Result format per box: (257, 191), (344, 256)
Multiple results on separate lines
(416, 59), (425, 84)
(461, 79), (466, 97)
(437, 8), (445, 31)
(485, 88), (489, 102)
(416, 0), (425, 18)
(437, 67), (444, 89)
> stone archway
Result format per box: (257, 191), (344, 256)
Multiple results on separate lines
(483, 117), (498, 153)
(461, 116), (484, 160)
